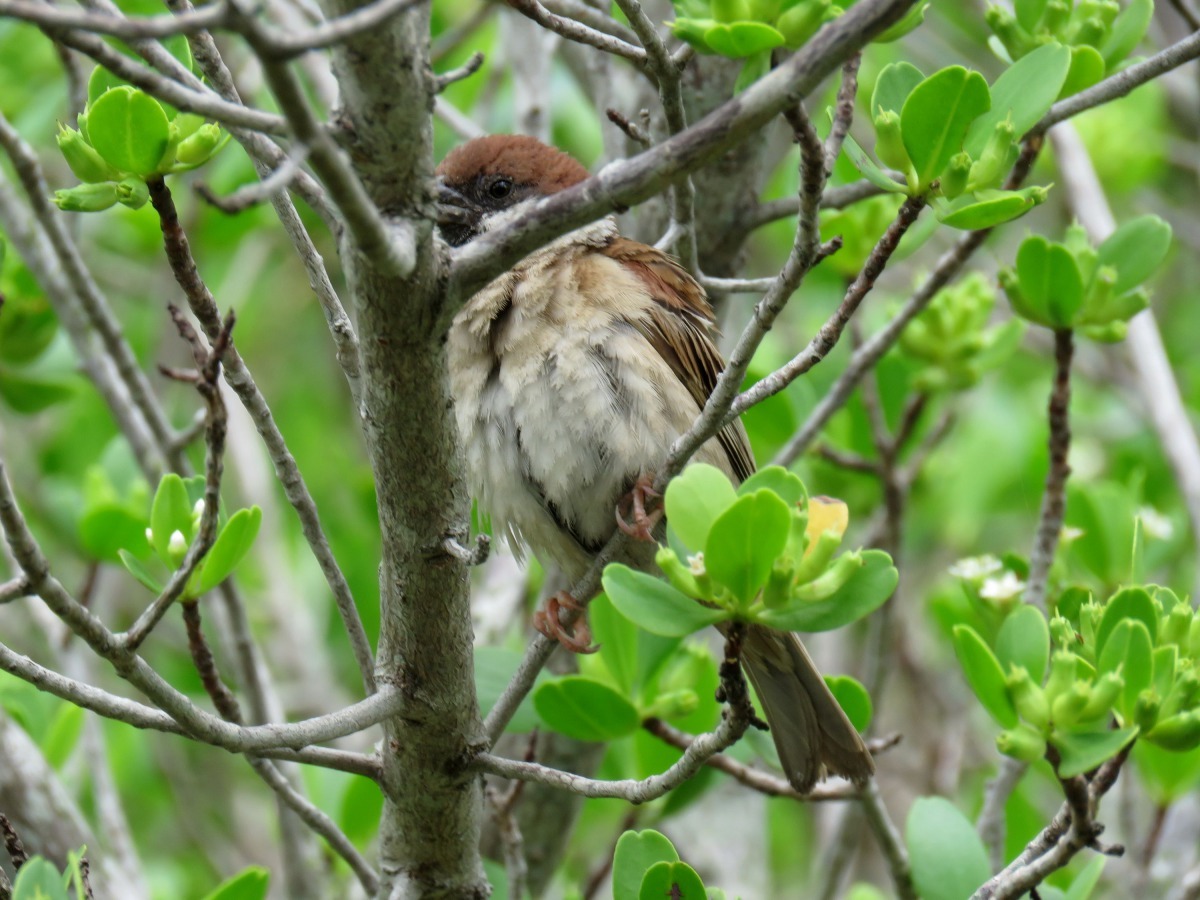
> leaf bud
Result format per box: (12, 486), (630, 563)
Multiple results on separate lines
(967, 119), (1017, 192)
(53, 182), (118, 212)
(791, 551), (862, 603)
(1147, 710), (1200, 751)
(1135, 688), (1161, 733)
(1051, 681), (1092, 728)
(115, 176), (149, 209)
(939, 151), (972, 200)
(986, 5), (1032, 57)
(645, 689), (700, 721)
(175, 123), (222, 166)
(1163, 602), (1193, 648)
(56, 125), (118, 184)
(1044, 650), (1078, 703)
(776, 0), (829, 49)
(996, 723), (1046, 762)
(167, 529), (188, 567)
(1006, 666), (1049, 731)
(1079, 671), (1123, 722)
(872, 110), (911, 174)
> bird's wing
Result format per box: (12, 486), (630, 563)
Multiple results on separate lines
(600, 237), (756, 482)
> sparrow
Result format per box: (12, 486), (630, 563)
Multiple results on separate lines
(437, 134), (874, 791)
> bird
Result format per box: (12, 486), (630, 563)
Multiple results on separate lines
(437, 134), (874, 792)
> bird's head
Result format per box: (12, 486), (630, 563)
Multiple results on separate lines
(434, 135), (590, 247)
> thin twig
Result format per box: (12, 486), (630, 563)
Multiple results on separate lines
(747, 180), (887, 230)
(506, 0), (647, 66)
(860, 778), (917, 899)
(979, 758), (1029, 873)
(145, 178), (377, 696)
(0, 575), (30, 604)
(1026, 329), (1074, 612)
(0, 813), (27, 870)
(434, 50), (484, 93)
(196, 146), (311, 214)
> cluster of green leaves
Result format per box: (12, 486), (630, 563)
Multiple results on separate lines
(610, 829), (741, 900)
(897, 272), (1024, 391)
(954, 581), (1200, 778)
(117, 473), (261, 601)
(603, 464), (897, 638)
(0, 243), (77, 414)
(668, 0), (927, 88)
(999, 215), (1172, 340)
(987, 0), (1153, 95)
(54, 64), (226, 213)
(847, 43), (1076, 229)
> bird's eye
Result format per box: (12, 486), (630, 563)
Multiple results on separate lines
(487, 178), (513, 200)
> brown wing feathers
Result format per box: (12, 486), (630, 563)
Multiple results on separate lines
(601, 237), (756, 482)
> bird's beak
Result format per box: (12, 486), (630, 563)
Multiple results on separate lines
(435, 180), (478, 228)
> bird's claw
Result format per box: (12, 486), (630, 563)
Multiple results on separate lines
(616, 473), (662, 542)
(533, 591), (599, 654)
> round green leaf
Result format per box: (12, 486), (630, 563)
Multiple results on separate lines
(704, 490), (792, 604)
(736, 465), (806, 507)
(1098, 619), (1153, 718)
(663, 462), (737, 552)
(0, 367), (76, 413)
(1015, 236), (1084, 328)
(613, 829), (679, 900)
(79, 504), (149, 562)
(905, 796), (991, 900)
(533, 675), (640, 741)
(1061, 46), (1105, 97)
(638, 860), (706, 900)
(0, 292), (58, 364)
(1050, 726), (1138, 778)
(901, 67), (991, 190)
(87, 86), (171, 176)
(1096, 587), (1158, 660)
(952, 624), (1019, 728)
(964, 43), (1070, 157)
(1014, 0), (1049, 31)
(870, 61), (924, 117)
(1096, 215), (1172, 295)
(826, 674), (873, 732)
(12, 858), (70, 900)
(603, 564), (727, 637)
(756, 550), (897, 633)
(995, 604), (1050, 684)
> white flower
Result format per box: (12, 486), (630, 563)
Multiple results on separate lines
(979, 572), (1026, 601)
(145, 527), (154, 545)
(192, 499), (206, 517)
(948, 554), (1003, 581)
(687, 553), (706, 576)
(1138, 506), (1174, 540)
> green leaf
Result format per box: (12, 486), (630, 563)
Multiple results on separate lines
(1096, 215), (1172, 295)
(938, 188), (1040, 230)
(906, 797), (990, 900)
(874, 2), (929, 42)
(338, 776), (383, 848)
(704, 490), (791, 604)
(474, 646), (543, 734)
(603, 564), (726, 637)
(591, 594), (639, 693)
(995, 604), (1050, 684)
(638, 861), (706, 900)
(199, 866), (271, 900)
(79, 504), (149, 562)
(150, 473), (192, 563)
(0, 367), (76, 413)
(1061, 46), (1106, 97)
(194, 506), (262, 595)
(756, 549), (897, 632)
(1133, 740), (1200, 805)
(118, 549), (164, 593)
(736, 466), (806, 507)
(952, 625), (1019, 728)
(1014, 235), (1084, 328)
(663, 463), (737, 552)
(1014, 0), (1048, 31)
(87, 65), (127, 106)
(1099, 619), (1153, 719)
(86, 86), (170, 176)
(1063, 856), (1107, 900)
(0, 292), (57, 364)
(826, 674), (872, 732)
(1096, 587), (1157, 659)
(703, 21), (784, 56)
(964, 43), (1070, 157)
(533, 675), (640, 741)
(870, 61), (924, 117)
(901, 67), (991, 190)
(40, 703), (85, 769)
(841, 133), (908, 193)
(1050, 726), (1138, 778)
(12, 858), (70, 900)
(612, 830), (679, 900)
(1100, 0), (1152, 69)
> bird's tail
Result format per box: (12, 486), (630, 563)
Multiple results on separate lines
(740, 624), (875, 792)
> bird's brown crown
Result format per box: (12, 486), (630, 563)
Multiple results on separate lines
(436, 135), (590, 194)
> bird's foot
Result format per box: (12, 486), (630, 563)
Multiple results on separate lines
(533, 591), (599, 654)
(616, 473), (662, 541)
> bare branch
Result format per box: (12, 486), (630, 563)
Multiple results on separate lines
(196, 146), (311, 213)
(434, 50), (484, 92)
(0, 576), (31, 605)
(506, 0), (647, 65)
(746, 179), (888, 230)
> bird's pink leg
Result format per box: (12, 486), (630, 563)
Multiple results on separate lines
(616, 473), (662, 541)
(533, 591), (599, 654)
